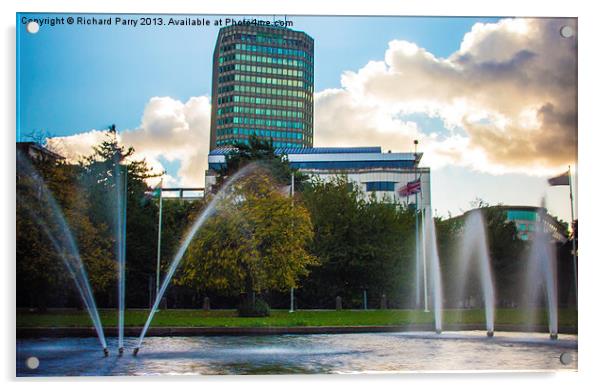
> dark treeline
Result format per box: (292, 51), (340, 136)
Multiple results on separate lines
(16, 136), (576, 310)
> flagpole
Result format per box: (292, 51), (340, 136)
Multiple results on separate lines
(568, 165), (577, 303)
(155, 178), (163, 306)
(421, 205), (428, 312)
(414, 140), (420, 309)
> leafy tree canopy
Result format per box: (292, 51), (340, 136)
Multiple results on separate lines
(177, 169), (317, 298)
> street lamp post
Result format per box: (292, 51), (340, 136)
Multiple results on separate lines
(155, 178), (163, 307)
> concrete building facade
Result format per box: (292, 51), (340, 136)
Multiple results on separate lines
(206, 146), (431, 209)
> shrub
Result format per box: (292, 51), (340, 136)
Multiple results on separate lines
(237, 298), (271, 317)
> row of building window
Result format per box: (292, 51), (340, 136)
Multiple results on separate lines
(218, 53), (312, 71)
(216, 138), (305, 148)
(218, 63), (309, 81)
(219, 43), (312, 62)
(240, 32), (310, 49)
(507, 210), (538, 222)
(217, 84), (312, 101)
(217, 116), (307, 129)
(217, 105), (306, 119)
(218, 74), (311, 91)
(290, 161), (413, 170)
(221, 31), (312, 50)
(217, 127), (307, 140)
(365, 181), (396, 192)
(217, 95), (305, 109)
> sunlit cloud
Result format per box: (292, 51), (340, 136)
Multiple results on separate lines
(48, 17), (577, 188)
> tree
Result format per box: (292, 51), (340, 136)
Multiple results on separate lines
(299, 177), (416, 308)
(435, 202), (526, 308)
(16, 150), (114, 309)
(79, 127), (162, 307)
(157, 198), (206, 308)
(435, 215), (464, 306)
(360, 194), (416, 307)
(176, 169), (317, 311)
(482, 206), (526, 306)
(213, 135), (308, 192)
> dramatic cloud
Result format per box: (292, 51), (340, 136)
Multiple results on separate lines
(47, 96), (212, 187)
(315, 18), (577, 174)
(49, 18), (577, 186)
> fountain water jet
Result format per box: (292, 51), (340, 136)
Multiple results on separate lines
(456, 210), (496, 337)
(134, 164), (258, 354)
(422, 207), (443, 333)
(114, 160), (127, 356)
(17, 152), (108, 354)
(524, 209), (558, 340)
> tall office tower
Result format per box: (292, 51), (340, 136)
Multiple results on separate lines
(209, 24), (314, 150)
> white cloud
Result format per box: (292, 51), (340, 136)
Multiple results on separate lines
(315, 17), (577, 175)
(47, 96), (212, 187)
(48, 18), (577, 185)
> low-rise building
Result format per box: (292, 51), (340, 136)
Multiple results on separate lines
(504, 205), (568, 243)
(206, 146), (431, 208)
(457, 205), (568, 243)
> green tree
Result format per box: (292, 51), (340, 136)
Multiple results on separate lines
(16, 151), (114, 309)
(482, 206), (525, 306)
(157, 198), (206, 308)
(435, 215), (464, 305)
(299, 177), (416, 308)
(79, 127), (161, 307)
(360, 195), (416, 307)
(213, 135), (307, 192)
(176, 170), (317, 310)
(436, 202), (526, 308)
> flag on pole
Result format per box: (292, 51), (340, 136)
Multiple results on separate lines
(548, 171), (570, 186)
(398, 179), (421, 197)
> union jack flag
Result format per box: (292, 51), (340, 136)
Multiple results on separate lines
(398, 179), (421, 197)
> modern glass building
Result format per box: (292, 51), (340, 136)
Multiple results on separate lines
(209, 24), (314, 150)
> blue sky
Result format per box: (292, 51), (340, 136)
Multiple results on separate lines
(16, 13), (577, 223)
(17, 14), (498, 136)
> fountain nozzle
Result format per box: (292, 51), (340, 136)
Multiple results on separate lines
(487, 330), (494, 338)
(550, 333), (558, 340)
(133, 347), (139, 356)
(118, 347), (124, 356)
(103, 347), (109, 357)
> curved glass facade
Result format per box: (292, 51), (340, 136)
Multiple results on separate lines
(210, 25), (314, 150)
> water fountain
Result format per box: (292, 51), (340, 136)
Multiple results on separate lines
(422, 207), (443, 334)
(15, 155), (576, 372)
(133, 164), (257, 355)
(114, 160), (127, 357)
(524, 209), (558, 340)
(456, 210), (496, 337)
(17, 152), (108, 355)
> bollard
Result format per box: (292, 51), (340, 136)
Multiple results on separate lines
(203, 296), (210, 310)
(335, 296), (342, 310)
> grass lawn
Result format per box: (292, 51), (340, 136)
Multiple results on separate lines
(16, 308), (578, 328)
